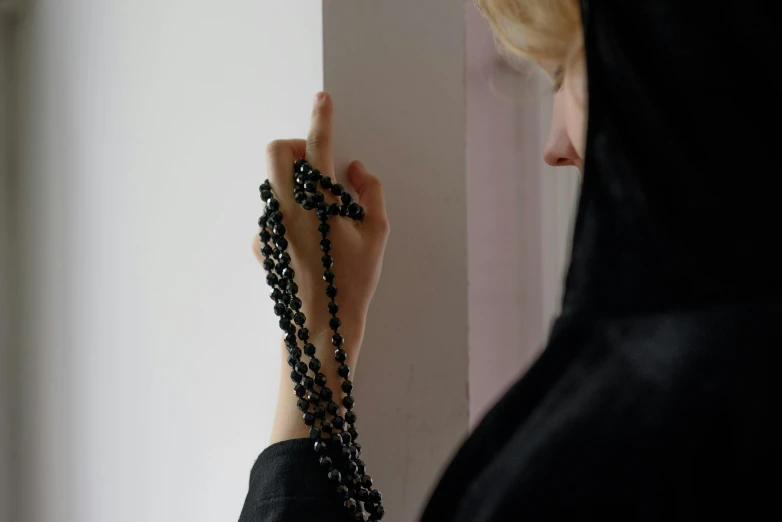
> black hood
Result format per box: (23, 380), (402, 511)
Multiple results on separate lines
(563, 0), (782, 320)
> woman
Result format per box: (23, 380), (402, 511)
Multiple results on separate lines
(241, 0), (779, 520)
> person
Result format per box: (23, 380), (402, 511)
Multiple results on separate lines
(241, 0), (779, 520)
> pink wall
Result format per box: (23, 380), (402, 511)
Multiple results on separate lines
(466, 2), (549, 427)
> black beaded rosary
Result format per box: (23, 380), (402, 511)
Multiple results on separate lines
(257, 159), (384, 521)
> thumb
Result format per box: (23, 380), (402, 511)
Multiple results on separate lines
(347, 160), (388, 233)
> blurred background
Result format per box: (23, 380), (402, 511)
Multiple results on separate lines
(0, 1), (578, 521)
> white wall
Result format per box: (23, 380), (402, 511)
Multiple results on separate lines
(11, 2), (321, 521)
(323, 1), (469, 519)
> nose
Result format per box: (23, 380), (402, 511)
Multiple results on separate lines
(543, 124), (580, 168)
(543, 94), (580, 168)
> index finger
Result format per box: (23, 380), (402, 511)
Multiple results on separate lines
(305, 92), (335, 181)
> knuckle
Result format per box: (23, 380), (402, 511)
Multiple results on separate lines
(307, 128), (330, 148)
(265, 140), (286, 157)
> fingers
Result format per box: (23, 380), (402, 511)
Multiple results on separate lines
(305, 92), (335, 181)
(347, 160), (389, 235)
(265, 138), (307, 205)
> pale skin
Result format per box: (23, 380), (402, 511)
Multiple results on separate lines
(256, 43), (586, 444)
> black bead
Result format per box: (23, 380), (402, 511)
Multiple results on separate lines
(322, 255), (334, 268)
(260, 180), (271, 191)
(285, 333), (297, 347)
(309, 169), (322, 181)
(289, 297), (302, 310)
(318, 223), (330, 237)
(331, 184), (344, 196)
(294, 158), (307, 172)
(287, 322), (296, 334)
(290, 347), (302, 359)
(274, 262), (286, 275)
(320, 239), (332, 253)
(345, 411), (357, 424)
(269, 210), (283, 223)
(269, 287), (282, 300)
(319, 387), (333, 402)
(296, 174), (308, 186)
(312, 191), (325, 204)
(314, 440), (328, 453)
(260, 189), (272, 202)
(275, 237), (288, 251)
(302, 199), (314, 210)
(297, 398), (310, 412)
(348, 202), (360, 217)
(356, 459), (366, 475)
(332, 416), (345, 430)
(369, 489), (381, 503)
(273, 247), (282, 258)
(353, 442), (362, 455)
(319, 455), (333, 469)
(309, 426), (321, 440)
(307, 390), (320, 404)
(278, 317), (291, 331)
(277, 251), (290, 263)
(261, 244), (273, 257)
(266, 273), (279, 286)
(329, 317), (341, 331)
(290, 370), (301, 383)
(328, 203), (341, 216)
(295, 361), (308, 375)
(320, 176), (333, 189)
(258, 215), (268, 228)
(338, 363), (350, 378)
(313, 404), (326, 419)
(282, 293), (291, 306)
(340, 192), (352, 206)
(348, 427), (359, 441)
(327, 401), (339, 416)
(273, 302), (285, 316)
(340, 431), (352, 445)
(317, 209), (329, 222)
(287, 356), (297, 368)
(314, 372), (327, 386)
(259, 229), (271, 243)
(328, 301), (339, 315)
(357, 206), (366, 219)
(287, 281), (299, 295)
(342, 445), (353, 460)
(347, 461), (359, 476)
(321, 418), (333, 433)
(362, 475), (373, 489)
(302, 376), (314, 389)
(294, 190), (307, 203)
(357, 488), (369, 502)
(323, 269), (336, 283)
(343, 395), (355, 410)
(332, 333), (344, 347)
(293, 312), (306, 325)
(328, 469), (342, 482)
(304, 181), (317, 193)
(294, 384), (306, 397)
(349, 446), (359, 460)
(273, 223), (285, 235)
(267, 198), (280, 211)
(341, 379), (353, 394)
(308, 357), (321, 372)
(303, 412), (315, 426)
(339, 204), (350, 217)
(334, 349), (347, 362)
(344, 498), (357, 513)
(326, 285), (338, 298)
(332, 436), (344, 450)
(304, 343), (317, 357)
(336, 485), (350, 499)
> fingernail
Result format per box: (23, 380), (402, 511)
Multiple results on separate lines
(314, 92), (325, 105)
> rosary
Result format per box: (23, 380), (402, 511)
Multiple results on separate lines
(257, 158), (385, 521)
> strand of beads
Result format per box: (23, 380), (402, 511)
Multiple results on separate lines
(257, 160), (384, 521)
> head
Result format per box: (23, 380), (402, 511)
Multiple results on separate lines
(478, 0), (587, 172)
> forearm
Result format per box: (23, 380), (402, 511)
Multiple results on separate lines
(270, 322), (365, 444)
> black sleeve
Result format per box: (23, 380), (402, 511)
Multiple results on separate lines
(238, 439), (346, 522)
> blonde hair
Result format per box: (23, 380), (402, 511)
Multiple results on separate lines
(476, 0), (582, 66)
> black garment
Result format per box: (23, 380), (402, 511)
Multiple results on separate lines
(240, 1), (780, 520)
